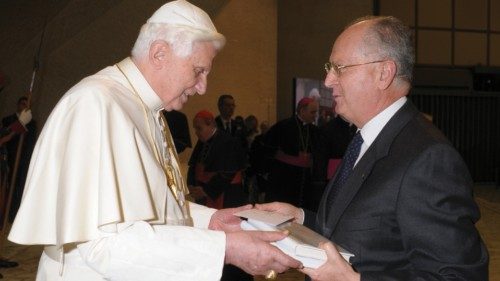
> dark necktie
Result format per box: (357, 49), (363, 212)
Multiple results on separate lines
(325, 131), (364, 208)
(225, 121), (231, 133)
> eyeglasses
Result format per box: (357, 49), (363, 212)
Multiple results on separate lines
(324, 60), (386, 76)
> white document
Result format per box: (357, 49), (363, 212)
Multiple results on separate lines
(236, 209), (354, 269)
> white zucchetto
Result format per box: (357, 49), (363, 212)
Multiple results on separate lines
(147, 0), (224, 42)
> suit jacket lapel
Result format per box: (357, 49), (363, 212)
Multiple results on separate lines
(318, 100), (420, 238)
(316, 167), (339, 234)
(322, 151), (376, 237)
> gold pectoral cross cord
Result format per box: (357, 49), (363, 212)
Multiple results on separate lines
(158, 113), (189, 205)
(116, 63), (188, 207)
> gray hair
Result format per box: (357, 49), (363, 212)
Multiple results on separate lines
(349, 16), (415, 82)
(131, 23), (226, 59)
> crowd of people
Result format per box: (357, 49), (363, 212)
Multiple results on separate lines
(178, 93), (354, 215)
(1, 0), (488, 280)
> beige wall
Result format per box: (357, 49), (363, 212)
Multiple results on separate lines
(182, 0), (277, 134)
(178, 0), (278, 166)
(207, 0), (277, 124)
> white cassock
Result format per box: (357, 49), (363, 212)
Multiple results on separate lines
(9, 57), (226, 281)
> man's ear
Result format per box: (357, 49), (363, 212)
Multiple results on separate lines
(378, 60), (397, 90)
(149, 40), (170, 69)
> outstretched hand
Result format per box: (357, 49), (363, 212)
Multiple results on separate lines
(208, 204), (252, 232)
(300, 242), (360, 281)
(225, 230), (302, 276)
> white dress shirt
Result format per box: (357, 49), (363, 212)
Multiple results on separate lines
(355, 97), (407, 166)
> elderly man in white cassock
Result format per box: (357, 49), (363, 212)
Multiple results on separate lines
(8, 1), (301, 280)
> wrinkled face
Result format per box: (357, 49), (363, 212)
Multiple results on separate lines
(156, 41), (217, 111)
(324, 22), (382, 127)
(219, 97), (235, 119)
(299, 101), (319, 124)
(193, 117), (215, 142)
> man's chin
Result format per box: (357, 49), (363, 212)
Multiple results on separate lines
(172, 104), (184, 111)
(165, 100), (185, 111)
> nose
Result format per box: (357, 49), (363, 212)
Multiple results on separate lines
(195, 74), (208, 95)
(324, 71), (338, 89)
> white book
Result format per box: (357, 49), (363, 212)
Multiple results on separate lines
(236, 209), (354, 269)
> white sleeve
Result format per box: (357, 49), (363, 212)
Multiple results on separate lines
(77, 221), (226, 281)
(188, 201), (217, 229)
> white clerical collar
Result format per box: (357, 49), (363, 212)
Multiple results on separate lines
(359, 96), (407, 149)
(116, 57), (164, 112)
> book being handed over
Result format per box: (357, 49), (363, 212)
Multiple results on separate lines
(235, 209), (354, 269)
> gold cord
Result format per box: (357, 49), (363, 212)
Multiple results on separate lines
(115, 64), (187, 204)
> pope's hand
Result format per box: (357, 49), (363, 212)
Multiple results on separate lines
(300, 242), (360, 281)
(208, 204), (252, 232)
(255, 202), (304, 223)
(225, 230), (302, 276)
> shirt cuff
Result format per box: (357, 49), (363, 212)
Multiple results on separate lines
(189, 201), (217, 229)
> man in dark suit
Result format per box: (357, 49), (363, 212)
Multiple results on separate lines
(215, 94), (237, 134)
(258, 16), (488, 280)
(215, 94), (247, 148)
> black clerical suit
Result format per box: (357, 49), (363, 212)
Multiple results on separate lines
(321, 116), (356, 159)
(304, 100), (488, 280)
(315, 116), (356, 182)
(263, 115), (322, 211)
(188, 129), (248, 208)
